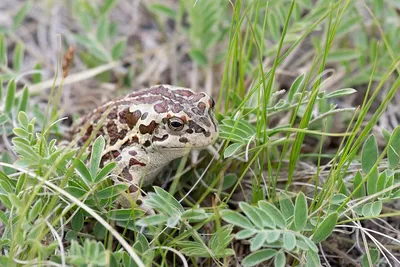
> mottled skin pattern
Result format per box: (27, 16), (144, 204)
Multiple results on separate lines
(74, 85), (218, 195)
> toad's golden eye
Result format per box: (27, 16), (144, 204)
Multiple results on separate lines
(168, 117), (185, 131)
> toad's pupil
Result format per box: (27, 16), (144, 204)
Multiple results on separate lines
(171, 121), (182, 128)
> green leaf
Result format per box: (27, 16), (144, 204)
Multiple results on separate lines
(189, 49), (208, 66)
(17, 111), (29, 128)
(12, 42), (24, 72)
(324, 88), (357, 99)
(0, 210), (8, 226)
(258, 201), (286, 229)
(288, 73), (305, 102)
(282, 232), (296, 251)
(18, 86), (29, 112)
(136, 214), (168, 226)
(274, 250), (286, 267)
(327, 49), (360, 62)
(209, 225), (234, 256)
(361, 203), (372, 217)
(388, 127), (400, 169)
(242, 249), (277, 267)
(33, 63), (42, 83)
(239, 202), (264, 229)
(90, 136), (105, 179)
(235, 229), (256, 240)
(75, 159), (92, 185)
(9, 193), (21, 209)
(0, 76), (3, 101)
(353, 171), (365, 198)
(331, 193), (347, 204)
(384, 174), (394, 198)
(376, 172), (386, 193)
(222, 174), (237, 190)
(96, 17), (109, 42)
(65, 186), (88, 198)
(93, 222), (106, 240)
(294, 192), (308, 231)
(150, 4), (176, 18)
(265, 230), (280, 243)
(370, 201), (382, 216)
(367, 167), (379, 195)
(72, 209), (84, 232)
(250, 232), (267, 251)
(279, 192), (294, 220)
(100, 0), (117, 15)
(13, 1), (32, 29)
(223, 143), (243, 158)
(362, 248), (380, 267)
(0, 35), (6, 65)
(106, 209), (144, 221)
(219, 119), (256, 143)
(181, 208), (209, 222)
(361, 134), (378, 173)
(306, 251), (321, 267)
(111, 39), (127, 60)
(5, 79), (16, 115)
(96, 184), (128, 199)
(0, 114), (8, 125)
(167, 215), (180, 228)
(220, 210), (253, 230)
(28, 199), (42, 222)
(153, 186), (184, 213)
(312, 212), (338, 243)
(178, 241), (209, 257)
(94, 162), (116, 183)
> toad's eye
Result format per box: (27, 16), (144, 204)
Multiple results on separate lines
(168, 117), (185, 131)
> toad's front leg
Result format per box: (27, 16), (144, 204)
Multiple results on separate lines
(112, 148), (155, 214)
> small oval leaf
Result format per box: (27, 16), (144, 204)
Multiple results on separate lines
(312, 212), (338, 243)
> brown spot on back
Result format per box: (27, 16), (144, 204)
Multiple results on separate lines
(197, 102), (206, 114)
(118, 129), (128, 140)
(129, 158), (146, 167)
(107, 121), (119, 145)
(191, 107), (203, 116)
(120, 136), (139, 150)
(175, 89), (193, 97)
(121, 166), (133, 181)
(172, 103), (184, 113)
(119, 108), (141, 129)
(100, 150), (120, 167)
(190, 93), (206, 103)
(139, 121), (157, 135)
(154, 101), (168, 113)
(107, 107), (118, 120)
(80, 124), (93, 144)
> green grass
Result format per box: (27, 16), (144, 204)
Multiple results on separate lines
(0, 0), (400, 266)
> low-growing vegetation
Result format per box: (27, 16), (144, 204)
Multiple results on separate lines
(0, 0), (399, 266)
